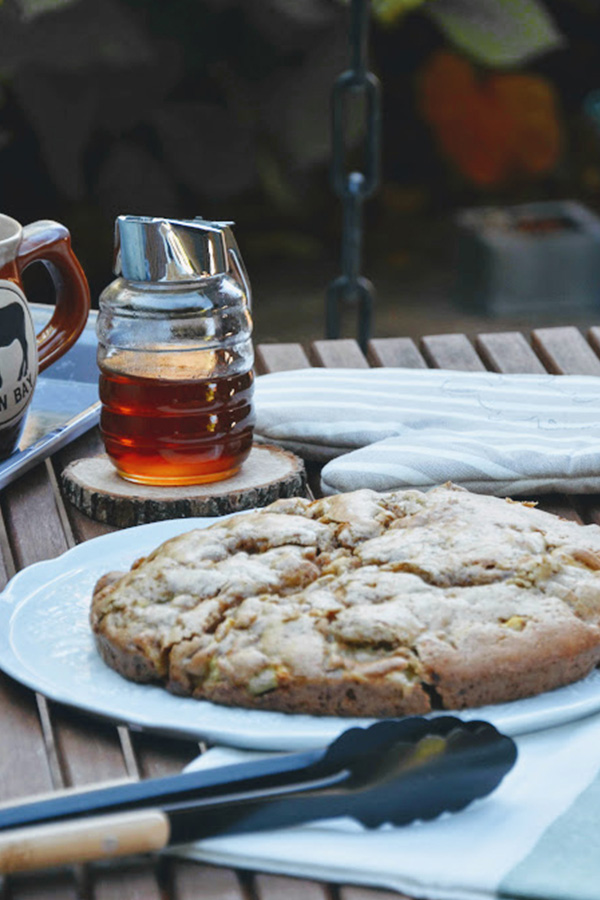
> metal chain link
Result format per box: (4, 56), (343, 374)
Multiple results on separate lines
(326, 0), (381, 351)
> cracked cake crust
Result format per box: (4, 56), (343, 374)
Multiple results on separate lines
(90, 484), (600, 716)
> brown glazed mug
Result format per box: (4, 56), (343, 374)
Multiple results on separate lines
(0, 214), (90, 460)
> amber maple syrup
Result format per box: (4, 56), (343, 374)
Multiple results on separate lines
(99, 362), (255, 486)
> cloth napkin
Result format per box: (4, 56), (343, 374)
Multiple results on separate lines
(173, 711), (600, 900)
(253, 368), (600, 497)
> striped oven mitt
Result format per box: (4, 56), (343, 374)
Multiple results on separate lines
(253, 367), (600, 497)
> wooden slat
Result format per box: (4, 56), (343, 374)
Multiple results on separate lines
(55, 426), (104, 471)
(50, 707), (132, 789)
(170, 861), (246, 900)
(54, 429), (117, 543)
(0, 511), (14, 588)
(420, 334), (485, 371)
(340, 887), (410, 900)
(91, 862), (164, 900)
(255, 343), (311, 374)
(367, 337), (426, 369)
(0, 675), (56, 803)
(309, 339), (369, 368)
(7, 871), (81, 899)
(587, 325), (600, 359)
(0, 504), (58, 806)
(475, 332), (546, 374)
(255, 873), (330, 900)
(531, 326), (600, 375)
(132, 732), (201, 781)
(0, 507), (79, 899)
(1, 464), (71, 568)
(54, 714), (175, 893)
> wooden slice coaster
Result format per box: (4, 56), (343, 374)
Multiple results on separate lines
(61, 443), (307, 527)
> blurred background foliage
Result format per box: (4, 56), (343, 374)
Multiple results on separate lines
(1, 0), (600, 318)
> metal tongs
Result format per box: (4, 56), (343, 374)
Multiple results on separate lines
(0, 716), (517, 873)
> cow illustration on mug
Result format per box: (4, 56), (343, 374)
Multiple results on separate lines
(0, 301), (29, 389)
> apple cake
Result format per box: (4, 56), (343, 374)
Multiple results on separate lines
(90, 484), (600, 716)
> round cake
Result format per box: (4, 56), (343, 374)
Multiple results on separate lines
(90, 484), (600, 716)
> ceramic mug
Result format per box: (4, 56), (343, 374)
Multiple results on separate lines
(0, 214), (90, 460)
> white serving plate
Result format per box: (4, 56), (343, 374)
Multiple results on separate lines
(2, 516), (600, 751)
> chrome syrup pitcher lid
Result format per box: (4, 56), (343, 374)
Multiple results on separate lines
(113, 215), (251, 302)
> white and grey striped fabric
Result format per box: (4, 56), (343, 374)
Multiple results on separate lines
(253, 367), (600, 497)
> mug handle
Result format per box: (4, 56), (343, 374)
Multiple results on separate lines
(15, 220), (90, 374)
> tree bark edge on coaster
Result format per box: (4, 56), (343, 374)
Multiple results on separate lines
(61, 443), (308, 527)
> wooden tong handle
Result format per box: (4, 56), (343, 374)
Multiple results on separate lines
(0, 809), (170, 873)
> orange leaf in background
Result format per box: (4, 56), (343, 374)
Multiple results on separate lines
(436, 92), (512, 186)
(419, 50), (477, 125)
(488, 73), (562, 176)
(417, 51), (563, 187)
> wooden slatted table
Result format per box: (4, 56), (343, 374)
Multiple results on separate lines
(0, 325), (597, 900)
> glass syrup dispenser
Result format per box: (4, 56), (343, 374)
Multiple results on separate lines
(97, 215), (255, 486)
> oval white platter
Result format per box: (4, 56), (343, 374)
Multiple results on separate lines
(2, 515), (600, 751)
